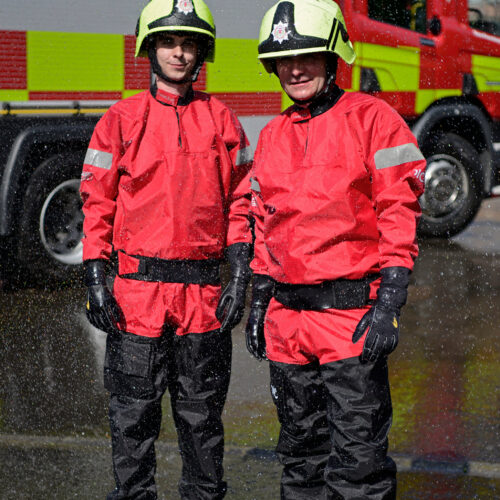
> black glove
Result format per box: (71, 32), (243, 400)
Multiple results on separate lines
(352, 267), (410, 363)
(216, 243), (252, 332)
(84, 260), (122, 334)
(245, 274), (274, 361)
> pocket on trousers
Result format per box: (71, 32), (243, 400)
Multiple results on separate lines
(104, 331), (156, 399)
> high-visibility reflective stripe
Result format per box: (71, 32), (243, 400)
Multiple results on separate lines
(0, 108), (109, 116)
(84, 148), (113, 170)
(355, 42), (419, 92)
(472, 54), (500, 92)
(374, 143), (424, 170)
(235, 145), (253, 166)
(250, 177), (261, 193)
(206, 39), (283, 93)
(27, 32), (124, 94)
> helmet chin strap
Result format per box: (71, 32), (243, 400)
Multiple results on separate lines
(148, 45), (204, 85)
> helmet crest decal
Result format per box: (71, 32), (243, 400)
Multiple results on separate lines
(272, 21), (291, 44)
(177, 0), (194, 15)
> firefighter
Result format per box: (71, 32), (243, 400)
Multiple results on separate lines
(80, 1), (252, 498)
(245, 0), (426, 498)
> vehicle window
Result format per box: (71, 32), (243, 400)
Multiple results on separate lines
(368, 0), (427, 33)
(469, 0), (500, 36)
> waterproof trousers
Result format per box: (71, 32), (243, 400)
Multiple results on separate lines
(104, 327), (231, 500)
(269, 356), (396, 500)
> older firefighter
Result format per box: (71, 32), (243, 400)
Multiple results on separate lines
(80, 1), (252, 498)
(245, 0), (425, 498)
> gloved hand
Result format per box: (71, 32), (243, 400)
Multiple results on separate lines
(84, 260), (121, 334)
(245, 274), (274, 361)
(352, 267), (410, 363)
(216, 243), (252, 332)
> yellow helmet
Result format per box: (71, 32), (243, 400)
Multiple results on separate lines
(135, 0), (216, 62)
(258, 0), (355, 73)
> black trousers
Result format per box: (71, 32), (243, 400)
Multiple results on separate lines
(270, 357), (396, 500)
(104, 328), (232, 500)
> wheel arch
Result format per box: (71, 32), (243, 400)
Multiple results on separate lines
(0, 124), (93, 236)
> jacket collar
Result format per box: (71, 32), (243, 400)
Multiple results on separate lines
(289, 84), (344, 122)
(150, 82), (194, 107)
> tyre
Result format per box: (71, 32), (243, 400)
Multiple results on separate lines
(418, 132), (484, 238)
(17, 152), (85, 285)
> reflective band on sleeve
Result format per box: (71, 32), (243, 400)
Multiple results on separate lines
(84, 148), (113, 170)
(235, 146), (253, 166)
(374, 143), (424, 170)
(250, 177), (261, 193)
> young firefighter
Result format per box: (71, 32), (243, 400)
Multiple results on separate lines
(80, 1), (252, 498)
(245, 1), (426, 498)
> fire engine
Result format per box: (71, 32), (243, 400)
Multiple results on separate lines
(0, 0), (499, 283)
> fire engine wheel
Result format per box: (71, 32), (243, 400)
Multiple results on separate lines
(17, 152), (85, 285)
(418, 133), (483, 238)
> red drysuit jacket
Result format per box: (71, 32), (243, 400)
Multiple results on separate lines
(250, 91), (426, 284)
(81, 88), (252, 265)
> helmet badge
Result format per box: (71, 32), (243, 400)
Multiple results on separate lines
(176, 0), (194, 15)
(272, 21), (291, 44)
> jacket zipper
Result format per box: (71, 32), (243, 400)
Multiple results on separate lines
(304, 121), (309, 161)
(176, 109), (182, 147)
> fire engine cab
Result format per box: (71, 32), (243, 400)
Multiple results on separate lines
(338, 0), (500, 237)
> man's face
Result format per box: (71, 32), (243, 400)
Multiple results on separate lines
(155, 33), (198, 82)
(276, 53), (327, 102)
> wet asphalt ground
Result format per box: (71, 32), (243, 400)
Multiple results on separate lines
(0, 199), (499, 499)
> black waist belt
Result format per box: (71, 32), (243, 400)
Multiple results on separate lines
(273, 275), (379, 311)
(120, 255), (221, 285)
